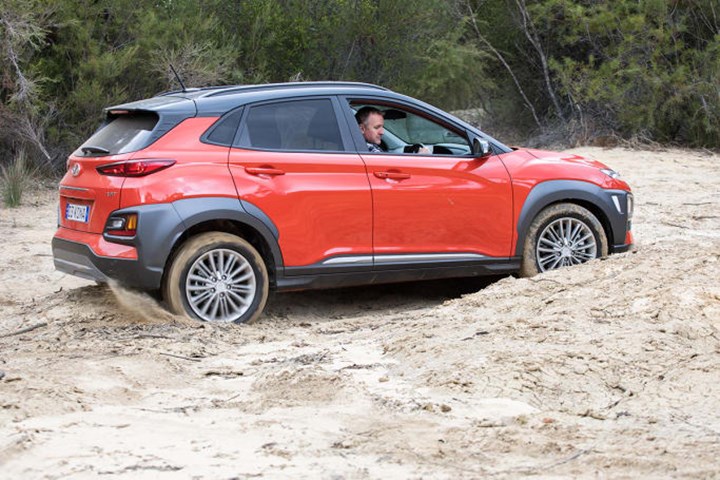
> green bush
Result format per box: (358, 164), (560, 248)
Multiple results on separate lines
(2, 150), (31, 207)
(2, 0), (719, 162)
(524, 0), (720, 147)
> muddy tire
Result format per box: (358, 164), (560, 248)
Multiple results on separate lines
(163, 232), (269, 324)
(520, 203), (608, 277)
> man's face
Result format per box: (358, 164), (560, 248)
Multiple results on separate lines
(360, 112), (384, 145)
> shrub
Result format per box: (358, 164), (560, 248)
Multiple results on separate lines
(1, 149), (32, 207)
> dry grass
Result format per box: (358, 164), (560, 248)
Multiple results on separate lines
(1, 149), (34, 207)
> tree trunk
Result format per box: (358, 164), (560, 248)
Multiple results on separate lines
(465, 1), (543, 129)
(515, 0), (567, 123)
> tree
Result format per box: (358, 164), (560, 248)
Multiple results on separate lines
(0, 0), (53, 168)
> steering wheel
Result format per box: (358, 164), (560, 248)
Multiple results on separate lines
(403, 143), (429, 154)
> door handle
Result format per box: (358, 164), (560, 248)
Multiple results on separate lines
(374, 171), (411, 180)
(245, 166), (285, 176)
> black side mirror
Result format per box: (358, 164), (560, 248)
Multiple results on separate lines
(472, 137), (492, 157)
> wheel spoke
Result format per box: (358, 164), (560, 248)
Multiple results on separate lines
(223, 255), (237, 277)
(191, 289), (213, 304)
(546, 226), (563, 245)
(558, 220), (566, 242)
(574, 232), (594, 245)
(196, 260), (214, 278)
(230, 270), (254, 284)
(538, 236), (560, 248)
(188, 273), (211, 284)
(209, 295), (221, 319)
(573, 250), (595, 261)
(219, 251), (226, 276)
(187, 284), (212, 292)
(549, 256), (563, 270)
(219, 296), (230, 320)
(227, 290), (249, 307)
(568, 223), (582, 243)
(225, 292), (241, 310)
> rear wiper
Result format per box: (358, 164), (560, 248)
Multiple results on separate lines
(81, 145), (110, 155)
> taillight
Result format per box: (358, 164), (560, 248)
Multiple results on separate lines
(104, 213), (138, 237)
(96, 159), (175, 177)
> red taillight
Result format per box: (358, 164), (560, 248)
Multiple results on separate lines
(96, 159), (175, 177)
(105, 213), (138, 237)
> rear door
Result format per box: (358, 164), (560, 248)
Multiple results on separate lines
(228, 97), (372, 271)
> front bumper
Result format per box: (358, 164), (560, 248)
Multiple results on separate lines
(610, 229), (634, 254)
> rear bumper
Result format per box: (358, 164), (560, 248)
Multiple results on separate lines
(52, 235), (163, 290)
(53, 239), (109, 283)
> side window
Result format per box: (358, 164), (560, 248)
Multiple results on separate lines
(240, 99), (343, 151)
(386, 113), (465, 146)
(203, 107), (244, 146)
(351, 102), (471, 155)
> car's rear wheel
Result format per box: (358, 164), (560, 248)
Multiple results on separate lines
(163, 232), (269, 324)
(520, 203), (608, 277)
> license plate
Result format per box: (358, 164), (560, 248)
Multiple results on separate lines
(65, 203), (90, 223)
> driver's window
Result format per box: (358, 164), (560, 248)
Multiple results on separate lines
(352, 103), (471, 155)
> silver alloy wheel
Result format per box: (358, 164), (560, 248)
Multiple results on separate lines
(536, 217), (597, 272)
(185, 248), (257, 322)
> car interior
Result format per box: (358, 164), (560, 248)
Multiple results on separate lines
(351, 103), (472, 155)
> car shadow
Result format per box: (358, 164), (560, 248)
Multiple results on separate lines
(263, 275), (508, 321)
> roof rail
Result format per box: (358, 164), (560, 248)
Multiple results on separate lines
(204, 81), (388, 98)
(155, 85), (242, 97)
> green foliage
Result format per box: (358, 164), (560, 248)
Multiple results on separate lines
(0, 0), (54, 167)
(206, 0), (489, 108)
(521, 0), (720, 146)
(1, 149), (33, 207)
(1, 0), (719, 167)
(28, 0), (245, 153)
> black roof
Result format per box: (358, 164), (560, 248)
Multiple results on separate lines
(158, 81), (388, 98)
(107, 81), (404, 117)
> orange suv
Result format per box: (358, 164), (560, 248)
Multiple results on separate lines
(53, 82), (633, 323)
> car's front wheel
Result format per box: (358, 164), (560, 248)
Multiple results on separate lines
(520, 203), (608, 277)
(163, 232), (269, 324)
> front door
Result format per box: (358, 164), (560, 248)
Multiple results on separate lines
(348, 101), (513, 262)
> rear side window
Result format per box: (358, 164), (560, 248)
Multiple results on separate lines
(75, 111), (159, 156)
(203, 107), (244, 146)
(239, 99), (343, 151)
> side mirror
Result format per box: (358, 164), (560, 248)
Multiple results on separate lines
(472, 138), (492, 157)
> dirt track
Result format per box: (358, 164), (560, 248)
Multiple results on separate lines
(1, 147), (719, 478)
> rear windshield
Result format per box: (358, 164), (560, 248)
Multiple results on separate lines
(75, 111), (159, 156)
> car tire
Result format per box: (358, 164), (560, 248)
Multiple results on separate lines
(163, 232), (269, 324)
(520, 203), (608, 277)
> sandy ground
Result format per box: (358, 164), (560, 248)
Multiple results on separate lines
(0, 146), (719, 479)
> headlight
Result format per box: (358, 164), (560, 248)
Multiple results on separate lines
(611, 193), (633, 217)
(601, 168), (621, 179)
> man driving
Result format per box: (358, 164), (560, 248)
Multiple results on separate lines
(355, 106), (430, 154)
